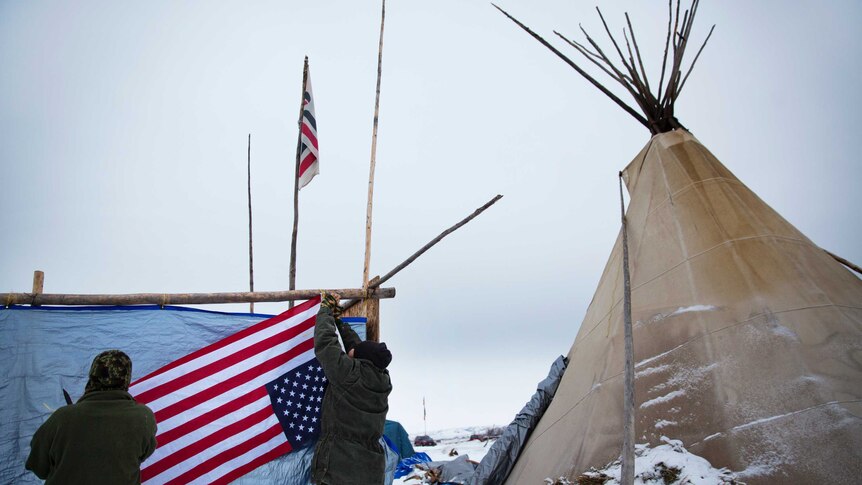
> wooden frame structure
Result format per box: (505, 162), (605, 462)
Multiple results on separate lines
(1, 276), (394, 308)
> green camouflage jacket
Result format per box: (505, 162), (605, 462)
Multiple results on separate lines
(311, 305), (392, 485)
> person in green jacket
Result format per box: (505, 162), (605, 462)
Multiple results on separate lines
(311, 293), (393, 485)
(26, 350), (157, 485)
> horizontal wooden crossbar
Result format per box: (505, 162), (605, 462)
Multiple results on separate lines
(1, 287), (395, 307)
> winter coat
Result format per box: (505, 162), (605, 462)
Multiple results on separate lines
(311, 306), (393, 485)
(26, 389), (157, 485)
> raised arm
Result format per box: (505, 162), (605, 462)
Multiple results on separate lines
(336, 318), (362, 353)
(314, 294), (357, 385)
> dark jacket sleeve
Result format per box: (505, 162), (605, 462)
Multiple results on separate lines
(141, 406), (158, 462)
(25, 412), (58, 479)
(314, 305), (358, 386)
(336, 319), (363, 353)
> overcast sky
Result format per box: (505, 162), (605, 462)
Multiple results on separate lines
(2, 0), (860, 433)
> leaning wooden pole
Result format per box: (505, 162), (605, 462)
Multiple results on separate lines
(289, 57), (310, 310)
(618, 173), (635, 485)
(342, 194), (503, 313)
(2, 287), (396, 307)
(825, 249), (862, 276)
(247, 133), (255, 313)
(363, 0), (386, 295)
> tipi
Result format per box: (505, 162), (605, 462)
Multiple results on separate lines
(496, 2), (862, 483)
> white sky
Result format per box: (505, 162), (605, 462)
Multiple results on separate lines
(2, 0), (860, 434)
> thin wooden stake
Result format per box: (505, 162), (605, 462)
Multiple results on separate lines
(248, 133), (254, 314)
(289, 57), (310, 310)
(363, 0), (386, 319)
(619, 173), (635, 485)
(657, 0), (674, 106)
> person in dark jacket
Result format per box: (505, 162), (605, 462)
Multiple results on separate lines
(311, 293), (393, 485)
(26, 350), (157, 485)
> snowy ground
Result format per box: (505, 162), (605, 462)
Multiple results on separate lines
(556, 436), (740, 484)
(394, 426), (497, 484)
(394, 429), (741, 484)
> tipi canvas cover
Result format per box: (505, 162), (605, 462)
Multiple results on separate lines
(505, 130), (862, 484)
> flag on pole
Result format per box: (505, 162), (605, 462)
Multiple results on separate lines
(298, 67), (319, 190)
(129, 297), (324, 484)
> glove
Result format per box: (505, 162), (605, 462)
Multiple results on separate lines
(321, 292), (343, 318)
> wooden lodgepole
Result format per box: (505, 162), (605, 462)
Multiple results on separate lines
(341, 195), (503, 314)
(342, 276), (381, 341)
(359, 0), (387, 337)
(248, 133), (255, 313)
(619, 173), (635, 485)
(1, 287), (396, 308)
(825, 249), (862, 276)
(289, 57), (310, 310)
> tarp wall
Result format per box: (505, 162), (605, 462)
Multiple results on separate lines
(0, 305), (366, 484)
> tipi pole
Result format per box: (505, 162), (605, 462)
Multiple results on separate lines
(619, 173), (635, 485)
(825, 249), (862, 276)
(362, 0), (386, 295)
(289, 57), (310, 310)
(248, 133), (255, 314)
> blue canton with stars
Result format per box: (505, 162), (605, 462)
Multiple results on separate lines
(266, 357), (327, 449)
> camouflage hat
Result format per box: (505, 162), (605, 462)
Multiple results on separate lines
(84, 350), (132, 393)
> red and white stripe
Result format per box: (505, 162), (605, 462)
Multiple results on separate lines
(129, 297), (321, 485)
(298, 69), (319, 190)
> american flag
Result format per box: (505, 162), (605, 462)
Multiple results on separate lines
(129, 297), (322, 484)
(268, 360), (326, 447)
(298, 63), (319, 190)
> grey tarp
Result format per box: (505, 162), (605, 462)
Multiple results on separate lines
(466, 355), (568, 485)
(424, 454), (478, 484)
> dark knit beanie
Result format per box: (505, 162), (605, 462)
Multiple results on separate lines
(84, 350), (132, 393)
(352, 341), (392, 370)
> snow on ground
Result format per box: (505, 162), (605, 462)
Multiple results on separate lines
(552, 436), (740, 485)
(394, 426), (498, 484)
(394, 429), (741, 484)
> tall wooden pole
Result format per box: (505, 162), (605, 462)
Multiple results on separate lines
(363, 0), (386, 296)
(289, 57), (310, 310)
(248, 134), (255, 313)
(619, 173), (635, 485)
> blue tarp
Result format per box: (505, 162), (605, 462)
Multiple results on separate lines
(395, 452), (432, 479)
(0, 305), (372, 484)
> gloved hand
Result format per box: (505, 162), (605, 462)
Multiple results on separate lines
(321, 292), (342, 318)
